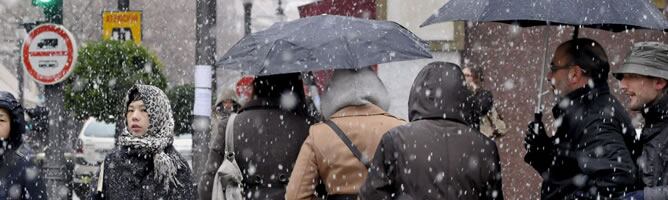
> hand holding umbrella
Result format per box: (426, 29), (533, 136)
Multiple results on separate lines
(525, 112), (550, 152)
(421, 0), (668, 116)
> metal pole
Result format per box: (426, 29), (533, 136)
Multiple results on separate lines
(15, 30), (24, 106)
(244, 2), (252, 35)
(194, 0), (216, 189)
(44, 84), (70, 200)
(118, 0), (129, 11)
(41, 4), (71, 199)
(277, 0), (284, 16)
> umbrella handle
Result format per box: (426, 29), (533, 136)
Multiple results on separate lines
(536, 25), (550, 114)
(534, 112), (543, 123)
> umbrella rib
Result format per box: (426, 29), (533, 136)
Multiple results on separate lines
(343, 37), (358, 68)
(258, 40), (284, 75)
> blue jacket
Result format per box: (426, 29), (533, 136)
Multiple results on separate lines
(0, 91), (47, 200)
(0, 147), (47, 200)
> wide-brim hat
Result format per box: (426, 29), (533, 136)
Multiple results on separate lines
(613, 42), (668, 80)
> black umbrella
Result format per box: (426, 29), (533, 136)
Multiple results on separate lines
(217, 15), (433, 76)
(421, 0), (668, 116)
(421, 0), (668, 32)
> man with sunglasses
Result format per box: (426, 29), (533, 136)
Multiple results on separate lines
(524, 38), (640, 199)
(614, 42), (668, 200)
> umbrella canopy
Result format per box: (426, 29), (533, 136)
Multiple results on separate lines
(421, 0), (668, 31)
(217, 15), (432, 75)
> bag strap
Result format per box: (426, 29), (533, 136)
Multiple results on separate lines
(224, 113), (238, 160)
(323, 120), (370, 169)
(96, 161), (105, 192)
(487, 108), (498, 131)
(488, 106), (506, 136)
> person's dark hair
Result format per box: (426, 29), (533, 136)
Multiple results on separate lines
(560, 38), (610, 84)
(466, 67), (484, 84)
(127, 88), (143, 108)
(251, 73), (310, 116)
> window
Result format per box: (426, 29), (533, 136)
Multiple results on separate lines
(83, 120), (115, 137)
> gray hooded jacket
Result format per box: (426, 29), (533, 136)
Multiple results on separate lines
(360, 62), (503, 200)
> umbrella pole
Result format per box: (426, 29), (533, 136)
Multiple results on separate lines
(572, 26), (579, 39)
(535, 25), (551, 121)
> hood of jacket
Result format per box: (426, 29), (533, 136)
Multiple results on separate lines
(408, 62), (471, 123)
(0, 91), (25, 152)
(319, 68), (390, 119)
(118, 84), (175, 148)
(117, 84), (184, 190)
(214, 82), (241, 107)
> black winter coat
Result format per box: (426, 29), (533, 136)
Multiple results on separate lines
(90, 146), (194, 200)
(468, 89), (493, 130)
(199, 73), (314, 200)
(360, 62), (503, 200)
(525, 84), (640, 199)
(200, 98), (312, 200)
(0, 91), (46, 200)
(0, 147), (47, 200)
(637, 95), (668, 200)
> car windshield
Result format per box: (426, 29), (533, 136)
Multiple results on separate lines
(176, 134), (192, 139)
(83, 120), (116, 137)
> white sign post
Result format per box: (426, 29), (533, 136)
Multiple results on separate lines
(21, 24), (78, 199)
(21, 24), (77, 85)
(194, 65), (213, 117)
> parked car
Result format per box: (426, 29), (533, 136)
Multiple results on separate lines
(174, 133), (193, 168)
(72, 117), (115, 197)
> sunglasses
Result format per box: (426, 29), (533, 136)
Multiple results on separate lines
(549, 62), (573, 72)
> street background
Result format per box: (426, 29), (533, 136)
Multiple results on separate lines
(2, 0), (668, 199)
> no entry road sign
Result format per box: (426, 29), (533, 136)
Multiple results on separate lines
(22, 24), (77, 85)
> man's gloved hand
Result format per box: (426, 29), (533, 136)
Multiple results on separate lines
(525, 113), (550, 153)
(623, 191), (644, 200)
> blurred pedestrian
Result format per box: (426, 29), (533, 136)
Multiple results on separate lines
(0, 91), (47, 200)
(285, 67), (405, 200)
(524, 38), (640, 199)
(463, 67), (493, 129)
(209, 85), (242, 151)
(360, 62), (503, 199)
(463, 67), (507, 138)
(199, 73), (313, 200)
(89, 84), (194, 200)
(614, 42), (668, 200)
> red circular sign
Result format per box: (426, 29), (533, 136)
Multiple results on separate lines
(22, 24), (77, 85)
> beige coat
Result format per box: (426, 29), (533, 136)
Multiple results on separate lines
(285, 104), (405, 200)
